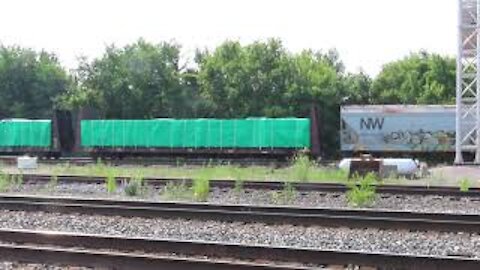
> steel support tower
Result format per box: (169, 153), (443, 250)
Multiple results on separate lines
(455, 0), (480, 164)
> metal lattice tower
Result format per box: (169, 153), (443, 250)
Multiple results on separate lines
(455, 0), (480, 164)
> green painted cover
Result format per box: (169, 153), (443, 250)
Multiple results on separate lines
(0, 120), (51, 147)
(81, 118), (310, 148)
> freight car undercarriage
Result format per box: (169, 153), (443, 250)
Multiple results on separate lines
(85, 147), (304, 161)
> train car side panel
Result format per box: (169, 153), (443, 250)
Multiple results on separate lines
(341, 105), (456, 153)
(80, 118), (310, 158)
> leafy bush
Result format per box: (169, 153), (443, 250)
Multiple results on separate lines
(346, 173), (377, 207)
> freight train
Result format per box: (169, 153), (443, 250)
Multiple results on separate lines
(0, 109), (320, 160)
(0, 105), (460, 160)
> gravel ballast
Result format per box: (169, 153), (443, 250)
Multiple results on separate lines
(0, 210), (478, 259)
(0, 262), (92, 270)
(7, 182), (480, 215)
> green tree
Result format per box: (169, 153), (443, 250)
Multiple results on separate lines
(197, 40), (344, 155)
(341, 71), (373, 105)
(0, 46), (69, 118)
(197, 39), (292, 117)
(66, 39), (192, 119)
(371, 51), (455, 104)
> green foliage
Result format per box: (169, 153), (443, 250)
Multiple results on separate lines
(192, 171), (210, 202)
(271, 182), (297, 205)
(0, 173), (10, 192)
(197, 40), (342, 117)
(105, 170), (117, 194)
(291, 152), (314, 182)
(307, 168), (348, 183)
(459, 178), (471, 192)
(66, 39), (199, 118)
(124, 174), (144, 197)
(0, 46), (69, 118)
(161, 180), (191, 200)
(341, 71), (373, 104)
(371, 51), (455, 105)
(346, 173), (378, 207)
(0, 173), (23, 192)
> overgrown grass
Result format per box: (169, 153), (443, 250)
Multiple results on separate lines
(192, 170), (210, 202)
(0, 173), (23, 192)
(271, 182), (297, 205)
(459, 178), (471, 192)
(346, 173), (378, 208)
(0, 173), (11, 192)
(10, 174), (23, 190)
(105, 169), (117, 194)
(290, 153), (314, 182)
(161, 180), (191, 200)
(22, 159), (350, 184)
(124, 173), (145, 197)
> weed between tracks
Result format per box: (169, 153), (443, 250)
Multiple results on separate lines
(346, 173), (378, 208)
(271, 182), (297, 205)
(106, 169), (117, 194)
(290, 153), (314, 182)
(161, 172), (210, 202)
(35, 156), (348, 184)
(124, 173), (145, 197)
(192, 170), (210, 202)
(459, 178), (471, 192)
(162, 180), (191, 200)
(0, 172), (23, 192)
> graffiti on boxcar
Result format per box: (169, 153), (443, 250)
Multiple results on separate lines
(360, 117), (384, 130)
(383, 129), (455, 151)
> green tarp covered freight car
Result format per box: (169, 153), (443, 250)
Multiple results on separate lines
(0, 119), (51, 147)
(81, 118), (310, 149)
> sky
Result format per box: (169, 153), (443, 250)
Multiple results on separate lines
(0, 0), (457, 76)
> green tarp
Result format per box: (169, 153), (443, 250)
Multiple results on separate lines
(81, 118), (310, 148)
(0, 120), (51, 147)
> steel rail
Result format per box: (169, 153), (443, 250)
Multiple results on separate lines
(15, 173), (480, 196)
(0, 228), (477, 270)
(0, 194), (478, 232)
(0, 244), (306, 270)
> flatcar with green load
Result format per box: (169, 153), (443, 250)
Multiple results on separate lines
(79, 118), (314, 158)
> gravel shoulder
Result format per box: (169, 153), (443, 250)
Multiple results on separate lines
(0, 262), (93, 270)
(0, 210), (478, 259)
(4, 183), (480, 215)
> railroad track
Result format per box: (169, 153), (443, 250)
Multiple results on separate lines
(0, 156), (291, 166)
(0, 228), (477, 270)
(15, 173), (480, 197)
(0, 194), (478, 232)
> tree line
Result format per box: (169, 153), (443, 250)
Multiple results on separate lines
(0, 39), (455, 156)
